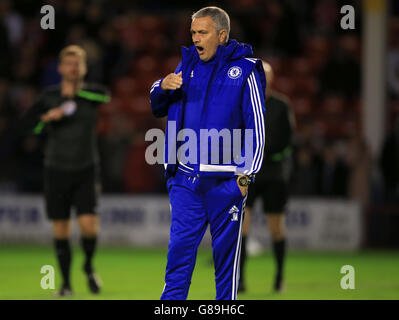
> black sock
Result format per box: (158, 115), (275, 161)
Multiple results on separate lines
(54, 239), (72, 289)
(81, 236), (97, 275)
(272, 238), (286, 282)
(239, 235), (247, 285)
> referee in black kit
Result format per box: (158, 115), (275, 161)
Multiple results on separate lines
(239, 61), (295, 293)
(21, 45), (110, 297)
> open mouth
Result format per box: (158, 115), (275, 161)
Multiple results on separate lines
(196, 46), (204, 55)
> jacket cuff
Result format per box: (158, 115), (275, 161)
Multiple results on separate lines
(234, 170), (256, 183)
(157, 79), (170, 95)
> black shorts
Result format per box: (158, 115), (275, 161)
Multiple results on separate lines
(44, 165), (100, 220)
(246, 179), (288, 214)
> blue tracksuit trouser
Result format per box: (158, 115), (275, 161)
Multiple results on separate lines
(161, 170), (247, 300)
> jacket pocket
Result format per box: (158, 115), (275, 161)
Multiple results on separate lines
(229, 177), (246, 198)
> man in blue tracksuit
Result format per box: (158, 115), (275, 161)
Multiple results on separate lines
(149, 6), (266, 300)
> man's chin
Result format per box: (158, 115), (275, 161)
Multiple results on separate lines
(199, 51), (217, 62)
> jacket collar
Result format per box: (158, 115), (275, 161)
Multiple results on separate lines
(181, 39), (254, 67)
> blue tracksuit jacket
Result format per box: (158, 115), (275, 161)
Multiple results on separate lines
(150, 39), (266, 179)
(150, 39), (266, 300)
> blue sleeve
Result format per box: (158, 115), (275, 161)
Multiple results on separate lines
(150, 61), (182, 118)
(235, 69), (266, 177)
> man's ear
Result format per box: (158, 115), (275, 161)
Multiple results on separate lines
(219, 30), (228, 44)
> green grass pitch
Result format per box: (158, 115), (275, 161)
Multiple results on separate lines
(0, 245), (398, 300)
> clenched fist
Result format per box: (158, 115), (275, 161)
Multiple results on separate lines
(161, 71), (183, 91)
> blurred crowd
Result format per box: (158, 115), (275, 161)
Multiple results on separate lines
(0, 0), (398, 207)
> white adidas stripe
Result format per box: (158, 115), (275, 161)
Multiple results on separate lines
(245, 58), (257, 63)
(150, 85), (160, 94)
(250, 73), (265, 172)
(248, 74), (259, 173)
(248, 72), (265, 174)
(246, 76), (258, 174)
(199, 164), (236, 172)
(151, 80), (161, 88)
(231, 195), (247, 300)
(237, 196), (247, 299)
(177, 166), (192, 174)
(150, 80), (161, 93)
(178, 161), (194, 171)
(247, 73), (262, 175)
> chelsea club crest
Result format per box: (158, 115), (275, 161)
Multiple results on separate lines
(227, 66), (242, 79)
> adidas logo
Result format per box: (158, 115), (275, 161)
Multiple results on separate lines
(229, 205), (239, 221)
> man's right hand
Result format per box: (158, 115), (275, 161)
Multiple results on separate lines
(161, 71), (183, 90)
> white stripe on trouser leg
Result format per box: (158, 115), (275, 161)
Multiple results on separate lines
(235, 200), (246, 299)
(162, 283), (166, 295)
(237, 196), (247, 298)
(232, 195), (247, 300)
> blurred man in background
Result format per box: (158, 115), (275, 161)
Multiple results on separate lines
(150, 6), (266, 300)
(239, 61), (295, 293)
(21, 45), (109, 297)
